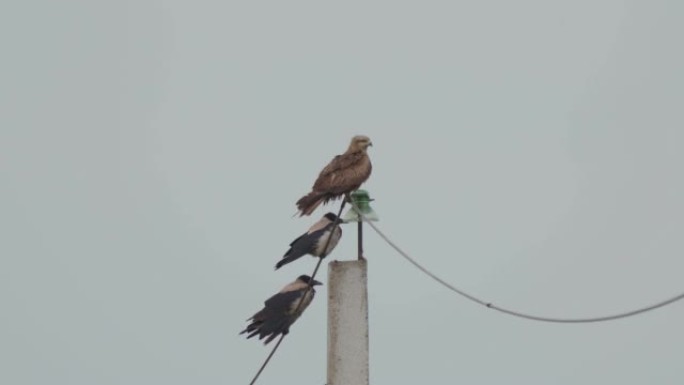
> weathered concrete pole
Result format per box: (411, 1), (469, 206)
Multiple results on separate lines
(327, 259), (369, 385)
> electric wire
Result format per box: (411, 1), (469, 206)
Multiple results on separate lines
(360, 212), (684, 323)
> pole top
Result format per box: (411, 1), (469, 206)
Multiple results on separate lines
(342, 189), (379, 222)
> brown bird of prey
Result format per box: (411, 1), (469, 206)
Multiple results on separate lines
(296, 135), (373, 216)
(275, 212), (342, 270)
(240, 275), (322, 344)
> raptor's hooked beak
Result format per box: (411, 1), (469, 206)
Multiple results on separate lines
(368, 141), (373, 147)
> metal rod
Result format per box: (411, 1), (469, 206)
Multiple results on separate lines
(357, 220), (363, 260)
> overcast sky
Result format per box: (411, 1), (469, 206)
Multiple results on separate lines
(2, 1), (684, 384)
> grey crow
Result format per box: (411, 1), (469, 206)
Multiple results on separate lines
(275, 212), (342, 270)
(240, 275), (322, 344)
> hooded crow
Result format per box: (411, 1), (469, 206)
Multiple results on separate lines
(275, 212), (342, 270)
(240, 275), (322, 344)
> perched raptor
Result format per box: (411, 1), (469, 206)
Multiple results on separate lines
(275, 212), (342, 270)
(296, 135), (373, 216)
(240, 275), (322, 345)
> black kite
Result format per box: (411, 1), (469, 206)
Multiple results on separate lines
(296, 135), (373, 216)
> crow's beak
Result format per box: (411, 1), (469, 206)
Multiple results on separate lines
(312, 279), (323, 286)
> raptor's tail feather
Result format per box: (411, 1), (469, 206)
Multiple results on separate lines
(296, 191), (325, 217)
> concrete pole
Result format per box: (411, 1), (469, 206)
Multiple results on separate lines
(327, 259), (369, 385)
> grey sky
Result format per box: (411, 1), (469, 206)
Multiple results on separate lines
(2, 1), (683, 384)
